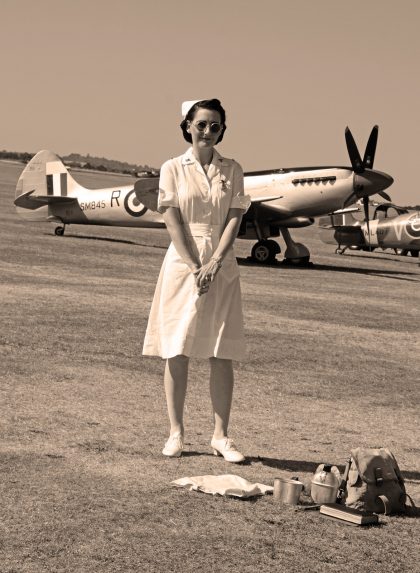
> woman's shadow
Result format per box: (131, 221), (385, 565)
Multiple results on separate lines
(244, 455), (317, 473)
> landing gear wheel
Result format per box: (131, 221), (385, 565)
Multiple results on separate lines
(55, 226), (65, 236)
(251, 240), (280, 263)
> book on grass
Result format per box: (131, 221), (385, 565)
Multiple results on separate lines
(320, 503), (379, 525)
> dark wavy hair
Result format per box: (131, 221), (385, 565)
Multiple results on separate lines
(180, 99), (227, 144)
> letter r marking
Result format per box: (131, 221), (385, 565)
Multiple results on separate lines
(111, 190), (121, 207)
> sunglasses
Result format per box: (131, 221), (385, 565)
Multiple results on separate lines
(192, 121), (223, 134)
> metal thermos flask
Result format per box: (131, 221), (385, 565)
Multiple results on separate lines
(310, 463), (340, 504)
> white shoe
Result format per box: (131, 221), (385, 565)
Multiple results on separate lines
(162, 432), (184, 458)
(211, 437), (245, 463)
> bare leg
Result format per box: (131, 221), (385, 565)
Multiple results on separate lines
(209, 357), (234, 439)
(164, 355), (189, 435)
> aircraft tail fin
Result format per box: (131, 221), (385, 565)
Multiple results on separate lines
(14, 150), (82, 214)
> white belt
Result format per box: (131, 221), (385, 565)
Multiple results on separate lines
(182, 223), (222, 237)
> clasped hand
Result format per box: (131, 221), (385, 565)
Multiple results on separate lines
(193, 259), (222, 296)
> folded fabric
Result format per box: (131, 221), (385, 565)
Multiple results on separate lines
(171, 474), (274, 498)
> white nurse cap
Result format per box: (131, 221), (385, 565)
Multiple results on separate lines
(181, 99), (203, 118)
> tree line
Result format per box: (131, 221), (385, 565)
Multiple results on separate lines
(0, 150), (158, 177)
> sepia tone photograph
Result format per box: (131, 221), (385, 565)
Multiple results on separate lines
(1, 0), (419, 571)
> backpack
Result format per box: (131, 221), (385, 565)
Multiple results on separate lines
(343, 448), (409, 515)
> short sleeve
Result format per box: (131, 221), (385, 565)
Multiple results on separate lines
(157, 160), (179, 213)
(229, 161), (251, 213)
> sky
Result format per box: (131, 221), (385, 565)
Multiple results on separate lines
(1, 0), (419, 205)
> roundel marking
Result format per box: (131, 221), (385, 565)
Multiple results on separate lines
(124, 189), (148, 217)
(405, 214), (420, 238)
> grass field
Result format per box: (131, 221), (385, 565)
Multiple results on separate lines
(1, 161), (419, 573)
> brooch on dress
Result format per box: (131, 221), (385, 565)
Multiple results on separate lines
(220, 174), (231, 191)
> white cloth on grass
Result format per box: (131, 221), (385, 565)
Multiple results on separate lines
(171, 474), (273, 498)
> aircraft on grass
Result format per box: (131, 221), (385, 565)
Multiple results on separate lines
(318, 202), (420, 258)
(14, 126), (394, 264)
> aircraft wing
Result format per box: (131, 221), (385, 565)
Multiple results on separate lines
(330, 207), (360, 215)
(248, 195), (294, 219)
(132, 181), (302, 225)
(320, 223), (361, 231)
(250, 195), (284, 204)
(134, 178), (159, 211)
(133, 177), (294, 220)
(245, 196), (314, 227)
(14, 190), (78, 210)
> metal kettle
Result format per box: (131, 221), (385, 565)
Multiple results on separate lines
(310, 463), (341, 504)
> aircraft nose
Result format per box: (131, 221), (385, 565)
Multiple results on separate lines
(376, 170), (394, 190)
(354, 169), (394, 198)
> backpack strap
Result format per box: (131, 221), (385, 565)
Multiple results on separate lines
(374, 467), (384, 485)
(378, 493), (416, 515)
(377, 494), (391, 515)
(404, 493), (416, 510)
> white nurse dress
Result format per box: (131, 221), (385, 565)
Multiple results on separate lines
(142, 147), (250, 360)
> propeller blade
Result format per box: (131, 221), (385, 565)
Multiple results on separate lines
(363, 196), (371, 248)
(378, 190), (392, 201)
(363, 125), (378, 169)
(343, 194), (356, 208)
(345, 127), (364, 174)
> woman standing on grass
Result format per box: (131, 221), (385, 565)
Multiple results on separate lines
(143, 99), (250, 462)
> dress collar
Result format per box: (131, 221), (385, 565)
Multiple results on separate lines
(181, 147), (225, 167)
